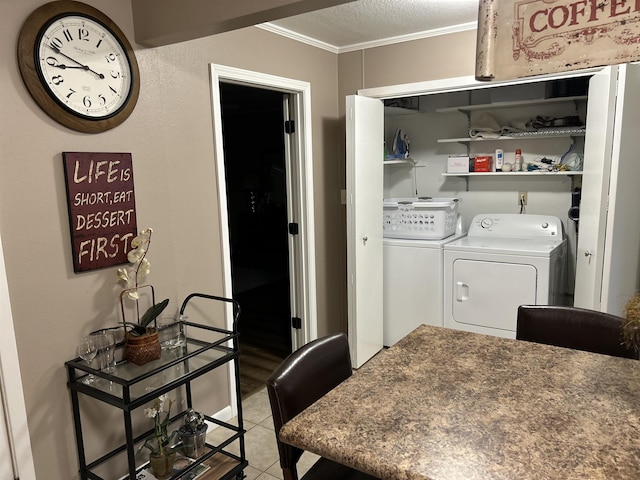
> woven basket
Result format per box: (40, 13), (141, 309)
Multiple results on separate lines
(125, 329), (161, 366)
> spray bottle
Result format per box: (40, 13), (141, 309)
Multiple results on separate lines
(515, 149), (522, 172)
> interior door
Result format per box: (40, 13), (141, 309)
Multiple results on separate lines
(599, 64), (640, 314)
(574, 66), (617, 310)
(346, 95), (384, 368)
(575, 64), (640, 314)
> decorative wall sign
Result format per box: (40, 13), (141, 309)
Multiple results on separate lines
(63, 152), (137, 272)
(476, 0), (640, 81)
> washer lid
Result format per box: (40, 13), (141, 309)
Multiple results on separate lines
(444, 235), (566, 256)
(383, 232), (467, 248)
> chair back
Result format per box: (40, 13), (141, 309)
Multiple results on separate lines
(266, 333), (353, 478)
(516, 305), (639, 359)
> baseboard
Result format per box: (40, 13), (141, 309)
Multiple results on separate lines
(206, 405), (234, 431)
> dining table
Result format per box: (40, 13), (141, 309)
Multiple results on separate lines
(278, 324), (640, 480)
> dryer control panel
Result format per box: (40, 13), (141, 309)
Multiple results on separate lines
(469, 214), (563, 238)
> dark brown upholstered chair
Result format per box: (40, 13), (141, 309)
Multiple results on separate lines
(266, 333), (379, 480)
(516, 305), (639, 359)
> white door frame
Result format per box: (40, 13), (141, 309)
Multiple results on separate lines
(0, 235), (36, 479)
(209, 64), (317, 415)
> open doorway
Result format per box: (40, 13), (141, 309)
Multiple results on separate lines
(220, 83), (291, 398)
(210, 64), (318, 411)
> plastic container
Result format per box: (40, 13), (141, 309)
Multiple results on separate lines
(495, 149), (504, 171)
(515, 149), (522, 172)
(383, 197), (459, 240)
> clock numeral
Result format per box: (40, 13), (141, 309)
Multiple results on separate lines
(51, 75), (64, 85)
(46, 56), (59, 67)
(50, 37), (63, 50)
(63, 29), (73, 42)
(83, 96), (92, 108)
(109, 85), (118, 95)
(105, 53), (118, 63)
(78, 28), (90, 41)
(96, 39), (103, 49)
(110, 70), (121, 79)
(66, 88), (76, 99)
(98, 94), (107, 106)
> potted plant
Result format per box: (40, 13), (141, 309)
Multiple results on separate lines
(117, 228), (170, 365)
(140, 394), (178, 478)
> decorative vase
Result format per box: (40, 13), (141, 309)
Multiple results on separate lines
(124, 328), (161, 365)
(178, 424), (208, 458)
(149, 450), (176, 479)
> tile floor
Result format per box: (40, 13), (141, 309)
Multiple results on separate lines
(207, 387), (318, 479)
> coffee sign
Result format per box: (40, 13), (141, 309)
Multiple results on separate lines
(63, 152), (137, 272)
(476, 0), (640, 80)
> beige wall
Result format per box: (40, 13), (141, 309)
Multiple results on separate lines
(1, 0), (340, 478)
(361, 30), (478, 88)
(2, 0), (476, 477)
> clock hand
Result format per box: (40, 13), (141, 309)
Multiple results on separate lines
(52, 64), (89, 70)
(47, 44), (105, 79)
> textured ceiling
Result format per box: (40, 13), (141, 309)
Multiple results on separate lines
(264, 0), (480, 52)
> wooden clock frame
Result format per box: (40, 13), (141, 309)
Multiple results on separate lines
(17, 1), (140, 133)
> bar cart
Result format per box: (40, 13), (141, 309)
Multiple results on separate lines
(65, 293), (247, 480)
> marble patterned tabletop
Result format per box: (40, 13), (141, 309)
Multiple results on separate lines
(279, 325), (640, 480)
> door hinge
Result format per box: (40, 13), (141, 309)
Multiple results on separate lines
(284, 120), (295, 134)
(291, 317), (302, 329)
(288, 222), (299, 235)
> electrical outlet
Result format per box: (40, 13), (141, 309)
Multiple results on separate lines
(518, 191), (528, 205)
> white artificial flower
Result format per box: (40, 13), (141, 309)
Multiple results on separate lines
(127, 247), (145, 264)
(144, 408), (158, 418)
(126, 289), (139, 300)
(138, 258), (151, 277)
(116, 268), (129, 283)
(117, 227), (154, 307)
(131, 229), (152, 248)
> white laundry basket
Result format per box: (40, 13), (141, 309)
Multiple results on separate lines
(383, 197), (459, 240)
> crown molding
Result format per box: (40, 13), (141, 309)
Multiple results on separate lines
(258, 21), (478, 54)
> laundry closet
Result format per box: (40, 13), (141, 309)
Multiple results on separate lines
(346, 65), (640, 367)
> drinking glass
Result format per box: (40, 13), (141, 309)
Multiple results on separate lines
(158, 316), (185, 350)
(77, 336), (97, 384)
(91, 331), (117, 373)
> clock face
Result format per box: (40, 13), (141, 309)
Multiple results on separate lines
(36, 14), (132, 119)
(17, 1), (140, 133)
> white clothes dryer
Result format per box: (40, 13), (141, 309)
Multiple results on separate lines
(443, 214), (566, 339)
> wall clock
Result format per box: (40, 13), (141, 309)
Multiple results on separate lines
(17, 1), (140, 133)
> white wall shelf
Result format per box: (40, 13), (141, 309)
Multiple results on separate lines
(384, 158), (415, 165)
(438, 130), (586, 144)
(443, 171), (581, 177)
(435, 95), (588, 114)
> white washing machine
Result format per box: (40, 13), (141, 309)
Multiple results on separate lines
(443, 214), (566, 339)
(384, 231), (465, 346)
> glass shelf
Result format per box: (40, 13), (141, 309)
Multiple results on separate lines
(67, 322), (236, 407)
